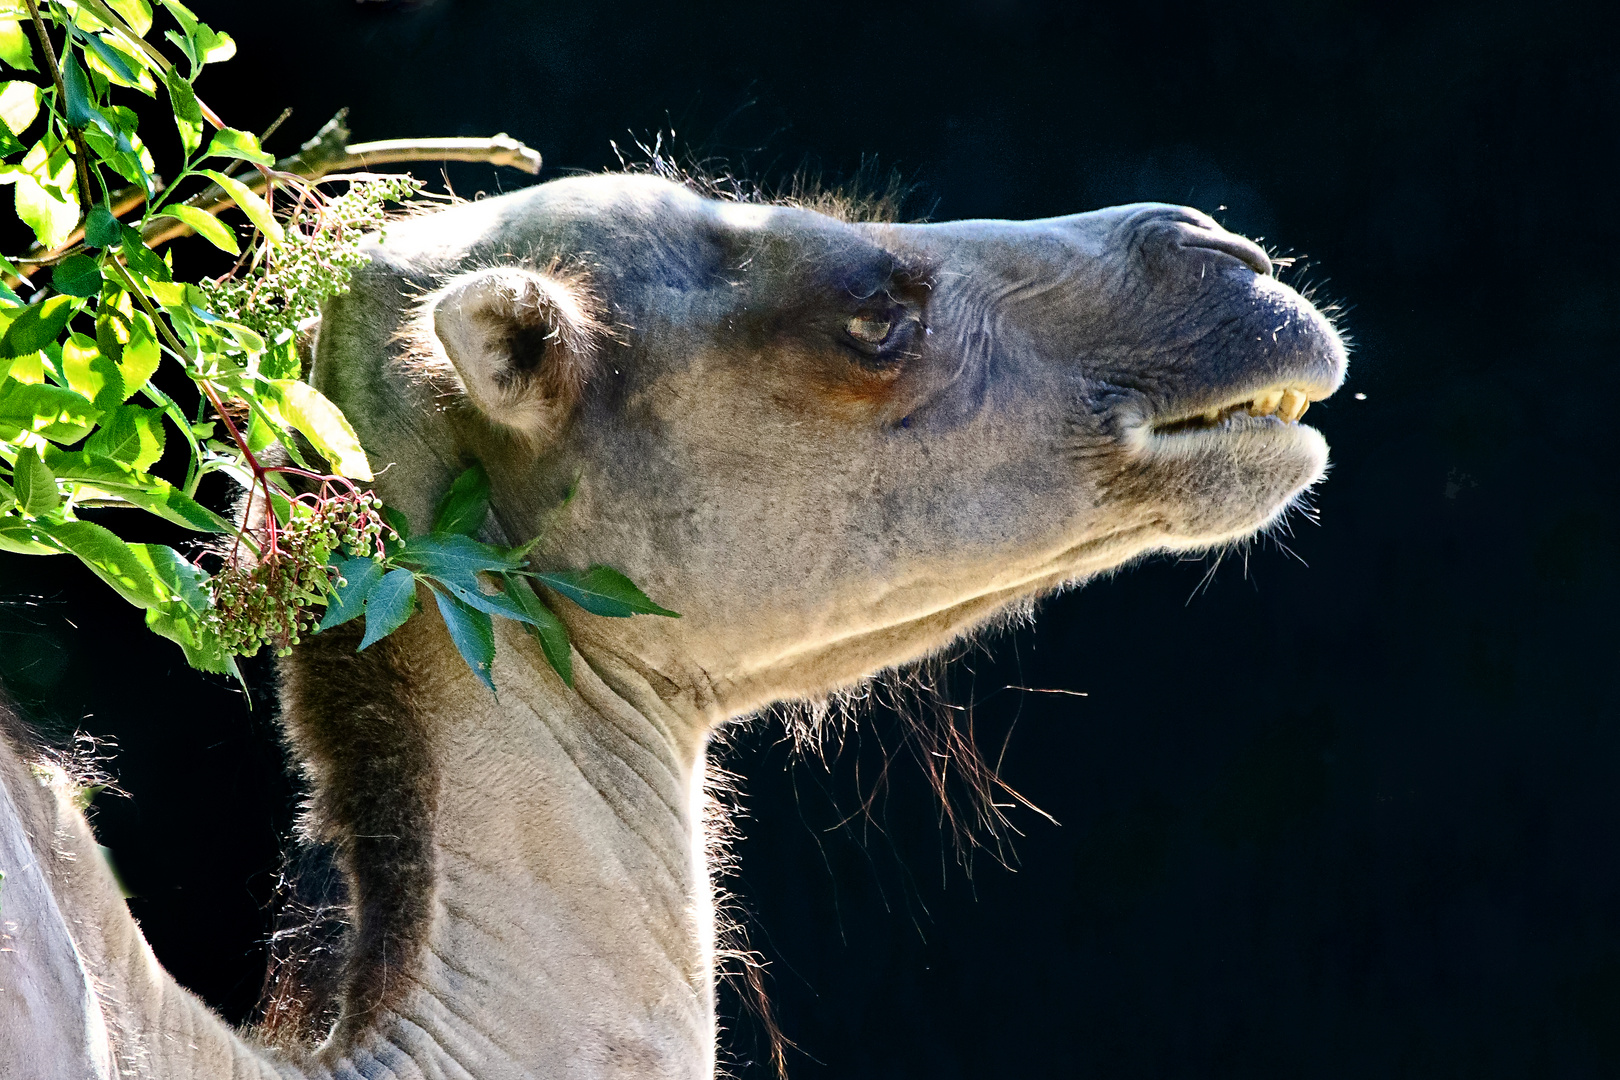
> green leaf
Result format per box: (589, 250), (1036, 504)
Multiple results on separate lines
(51, 254), (104, 298)
(95, 309), (159, 398)
(11, 444), (58, 516)
(199, 168), (282, 243)
(319, 553), (383, 631)
(0, 79), (40, 133)
(429, 585), (496, 693)
(12, 137), (80, 248)
(155, 202), (239, 255)
(161, 68), (201, 156)
(146, 601), (236, 674)
(44, 449), (227, 532)
(204, 126), (273, 166)
(434, 462), (490, 536)
(399, 533), (525, 582)
(531, 565), (680, 619)
(61, 332), (123, 408)
(428, 569), (547, 630)
(192, 23), (232, 64)
(0, 295), (76, 358)
(503, 572), (573, 685)
(128, 543), (206, 611)
(156, 0), (197, 37)
(35, 518), (166, 608)
(359, 567), (417, 650)
(381, 504), (411, 542)
(108, 481), (223, 531)
(104, 0), (153, 36)
(267, 379), (373, 480)
(73, 28), (140, 87)
(0, 516), (59, 554)
(83, 403), (163, 468)
(0, 380), (100, 442)
(0, 21), (38, 72)
(60, 51), (96, 129)
(117, 222), (170, 283)
(83, 204), (121, 247)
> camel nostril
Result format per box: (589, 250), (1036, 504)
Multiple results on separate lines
(1179, 230), (1274, 277)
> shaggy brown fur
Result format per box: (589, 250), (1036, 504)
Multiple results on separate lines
(272, 619), (439, 1044)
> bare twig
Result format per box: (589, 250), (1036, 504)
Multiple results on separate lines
(6, 112), (542, 280)
(22, 0), (93, 223)
(140, 114), (540, 249)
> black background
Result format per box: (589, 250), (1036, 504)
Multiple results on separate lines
(3, 0), (1618, 1076)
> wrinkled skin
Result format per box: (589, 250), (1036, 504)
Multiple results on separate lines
(0, 174), (1344, 1080)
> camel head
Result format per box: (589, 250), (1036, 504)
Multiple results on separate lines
(317, 173), (1347, 721)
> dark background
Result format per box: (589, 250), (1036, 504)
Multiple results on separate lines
(3, 0), (1618, 1076)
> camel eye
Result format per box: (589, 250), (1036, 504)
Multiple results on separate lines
(846, 312), (895, 346)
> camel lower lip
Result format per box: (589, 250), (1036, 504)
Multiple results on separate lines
(1147, 412), (1315, 439)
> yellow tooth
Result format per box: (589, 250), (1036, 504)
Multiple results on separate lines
(1249, 389), (1284, 416)
(1278, 388), (1307, 422)
(1203, 407), (1222, 423)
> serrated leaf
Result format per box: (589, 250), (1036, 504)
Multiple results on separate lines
(0, 295), (76, 358)
(204, 126), (273, 166)
(531, 565), (680, 618)
(97, 310), (158, 398)
(84, 403), (163, 468)
(319, 553), (383, 631)
(359, 567), (417, 650)
(155, 202), (239, 254)
(428, 570), (547, 630)
(61, 332), (123, 408)
(434, 462), (490, 536)
(399, 533), (525, 583)
(44, 448), (227, 532)
(51, 254), (104, 298)
(503, 572), (573, 685)
(430, 585), (496, 693)
(128, 543), (206, 611)
(0, 517), (59, 554)
(84, 204), (121, 247)
(0, 79), (39, 133)
(145, 600), (235, 673)
(0, 21), (38, 72)
(35, 518), (167, 608)
(268, 379), (372, 480)
(199, 168), (282, 243)
(12, 444), (58, 516)
(14, 168), (79, 251)
(0, 380), (100, 442)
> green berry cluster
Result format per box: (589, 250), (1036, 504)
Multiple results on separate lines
(201, 174), (425, 343)
(206, 491), (390, 657)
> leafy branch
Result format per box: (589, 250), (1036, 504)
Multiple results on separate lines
(0, 0), (674, 692)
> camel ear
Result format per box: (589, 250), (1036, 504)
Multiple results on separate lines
(428, 267), (599, 437)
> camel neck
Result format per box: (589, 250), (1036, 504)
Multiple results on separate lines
(290, 611), (718, 1080)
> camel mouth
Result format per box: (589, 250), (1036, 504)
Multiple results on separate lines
(1148, 382), (1332, 438)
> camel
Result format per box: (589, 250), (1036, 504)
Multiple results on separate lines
(0, 171), (1346, 1078)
